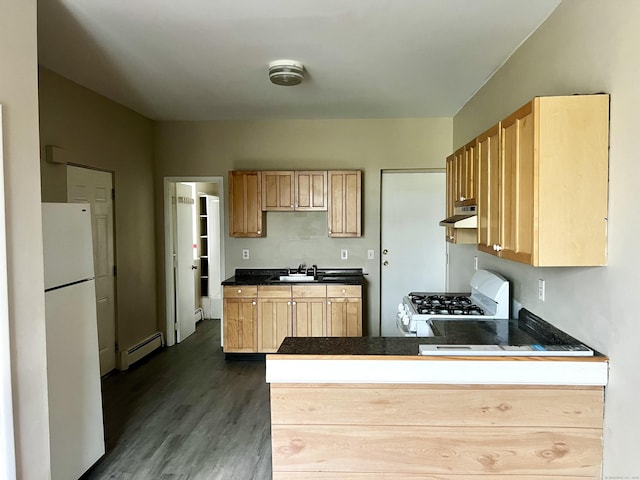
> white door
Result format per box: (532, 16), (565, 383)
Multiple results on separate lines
(175, 183), (197, 342)
(67, 166), (116, 375)
(380, 171), (446, 336)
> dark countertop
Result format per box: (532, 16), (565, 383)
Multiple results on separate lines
(276, 310), (602, 357)
(221, 268), (365, 286)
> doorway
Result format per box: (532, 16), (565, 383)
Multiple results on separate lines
(380, 170), (446, 336)
(164, 176), (225, 347)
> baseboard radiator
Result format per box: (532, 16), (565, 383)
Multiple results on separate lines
(119, 332), (164, 370)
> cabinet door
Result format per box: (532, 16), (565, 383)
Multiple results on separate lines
(295, 171), (327, 211)
(292, 298), (326, 337)
(500, 102), (534, 264)
(229, 171), (263, 237)
(461, 139), (476, 203)
(445, 153), (456, 243)
(445, 152), (476, 245)
(327, 170), (362, 237)
(477, 124), (501, 255)
(223, 297), (257, 352)
(327, 297), (362, 337)
(257, 297), (292, 352)
(326, 287), (362, 337)
(262, 171), (294, 211)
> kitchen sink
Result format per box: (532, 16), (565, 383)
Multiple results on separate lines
(277, 275), (318, 282)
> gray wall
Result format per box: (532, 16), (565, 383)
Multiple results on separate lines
(154, 118), (452, 335)
(451, 0), (640, 473)
(38, 67), (158, 354)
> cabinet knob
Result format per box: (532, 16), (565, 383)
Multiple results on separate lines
(252, 301), (256, 305)
(327, 301), (331, 305)
(237, 289), (242, 293)
(460, 196), (466, 201)
(342, 289), (346, 294)
(292, 301), (296, 305)
(257, 230), (261, 234)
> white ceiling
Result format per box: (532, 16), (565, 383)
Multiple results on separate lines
(37, 0), (561, 121)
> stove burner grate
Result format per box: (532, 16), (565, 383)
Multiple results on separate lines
(415, 304), (485, 316)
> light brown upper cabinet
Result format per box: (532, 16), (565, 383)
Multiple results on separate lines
(459, 138), (477, 205)
(229, 171), (264, 237)
(295, 171), (328, 211)
(262, 171), (328, 212)
(445, 149), (478, 244)
(327, 170), (362, 238)
(261, 171), (295, 211)
(483, 94), (610, 266)
(476, 124), (501, 254)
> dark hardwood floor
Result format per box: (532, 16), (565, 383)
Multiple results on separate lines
(84, 320), (272, 480)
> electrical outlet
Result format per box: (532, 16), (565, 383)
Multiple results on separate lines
(242, 249), (250, 260)
(367, 249), (375, 260)
(538, 279), (545, 301)
(474, 256), (478, 271)
(341, 249), (348, 260)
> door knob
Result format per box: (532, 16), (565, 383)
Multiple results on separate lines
(382, 249), (389, 255)
(383, 261), (389, 266)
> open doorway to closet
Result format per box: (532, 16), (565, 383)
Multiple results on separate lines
(163, 176), (225, 347)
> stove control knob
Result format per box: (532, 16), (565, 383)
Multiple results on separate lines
(397, 303), (404, 313)
(402, 315), (410, 326)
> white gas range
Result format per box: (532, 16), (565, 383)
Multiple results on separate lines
(396, 269), (510, 337)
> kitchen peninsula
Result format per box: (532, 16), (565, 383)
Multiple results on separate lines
(221, 268), (365, 353)
(266, 310), (608, 479)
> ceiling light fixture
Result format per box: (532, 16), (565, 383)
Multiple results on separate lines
(268, 60), (304, 86)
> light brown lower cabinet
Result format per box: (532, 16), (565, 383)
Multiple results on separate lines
(327, 286), (362, 337)
(222, 286), (257, 353)
(292, 285), (328, 337)
(257, 286), (292, 353)
(224, 284), (361, 353)
(270, 384), (604, 478)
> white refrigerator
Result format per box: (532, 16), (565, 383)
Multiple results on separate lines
(42, 203), (105, 480)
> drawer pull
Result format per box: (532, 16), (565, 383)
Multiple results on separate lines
(237, 289), (242, 293)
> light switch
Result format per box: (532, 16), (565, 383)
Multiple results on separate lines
(367, 249), (375, 260)
(341, 249), (348, 260)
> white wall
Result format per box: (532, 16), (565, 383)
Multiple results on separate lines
(154, 118), (452, 336)
(0, 0), (51, 477)
(451, 0), (640, 473)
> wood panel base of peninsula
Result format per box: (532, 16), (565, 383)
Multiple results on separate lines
(270, 383), (604, 478)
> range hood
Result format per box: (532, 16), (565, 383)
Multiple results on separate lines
(439, 205), (477, 229)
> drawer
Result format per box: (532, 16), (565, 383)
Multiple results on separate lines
(224, 285), (258, 298)
(292, 285), (327, 298)
(327, 285), (361, 298)
(258, 285), (292, 298)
